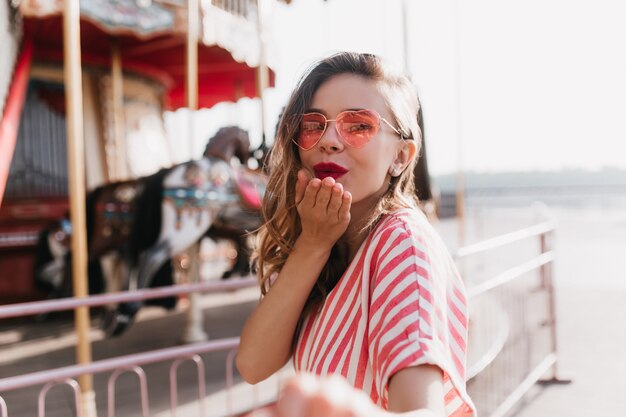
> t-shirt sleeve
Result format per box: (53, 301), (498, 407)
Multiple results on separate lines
(367, 219), (475, 416)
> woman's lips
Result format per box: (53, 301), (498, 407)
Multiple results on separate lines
(313, 162), (348, 180)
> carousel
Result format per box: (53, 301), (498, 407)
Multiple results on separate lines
(0, 1), (279, 412)
(0, 0), (276, 304)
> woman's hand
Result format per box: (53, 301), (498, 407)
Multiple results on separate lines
(295, 170), (352, 250)
(246, 374), (382, 417)
(245, 371), (446, 417)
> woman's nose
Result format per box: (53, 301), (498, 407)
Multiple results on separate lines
(317, 123), (344, 152)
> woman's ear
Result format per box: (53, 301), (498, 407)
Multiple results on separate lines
(389, 140), (417, 177)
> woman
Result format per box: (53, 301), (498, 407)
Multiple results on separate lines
(237, 52), (476, 417)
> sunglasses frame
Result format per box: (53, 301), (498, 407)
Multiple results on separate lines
(292, 109), (405, 151)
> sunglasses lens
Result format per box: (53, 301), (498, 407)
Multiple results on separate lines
(337, 110), (380, 148)
(298, 113), (327, 149)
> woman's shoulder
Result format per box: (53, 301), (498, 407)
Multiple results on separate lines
(368, 207), (451, 260)
(373, 207), (432, 241)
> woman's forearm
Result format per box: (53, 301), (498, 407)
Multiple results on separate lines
(237, 239), (331, 383)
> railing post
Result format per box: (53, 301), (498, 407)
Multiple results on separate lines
(225, 348), (237, 417)
(540, 230), (560, 381)
(169, 355), (206, 417)
(0, 396), (7, 417)
(38, 379), (83, 417)
(107, 367), (150, 417)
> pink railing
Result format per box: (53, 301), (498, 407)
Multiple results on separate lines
(458, 219), (568, 417)
(0, 337), (245, 417)
(0, 277), (256, 320)
(0, 220), (565, 417)
(0, 278), (262, 417)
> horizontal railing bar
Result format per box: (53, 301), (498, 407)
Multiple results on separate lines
(0, 338), (240, 392)
(0, 277), (258, 319)
(455, 221), (556, 259)
(467, 251), (554, 298)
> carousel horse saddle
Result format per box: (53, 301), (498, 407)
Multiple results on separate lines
(162, 167), (266, 211)
(90, 181), (144, 257)
(233, 168), (267, 210)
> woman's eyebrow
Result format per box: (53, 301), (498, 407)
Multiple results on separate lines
(304, 108), (325, 114)
(303, 108), (366, 114)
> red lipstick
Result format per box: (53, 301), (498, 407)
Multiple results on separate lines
(313, 162), (348, 180)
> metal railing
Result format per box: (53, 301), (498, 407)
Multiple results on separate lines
(0, 219), (565, 417)
(0, 337), (242, 417)
(459, 219), (566, 417)
(0, 278), (268, 417)
(0, 278), (256, 320)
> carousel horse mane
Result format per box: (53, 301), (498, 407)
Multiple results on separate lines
(203, 126), (251, 164)
(128, 168), (170, 259)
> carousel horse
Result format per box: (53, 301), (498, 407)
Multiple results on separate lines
(203, 126), (265, 278)
(34, 127), (267, 340)
(34, 171), (182, 317)
(105, 127), (266, 337)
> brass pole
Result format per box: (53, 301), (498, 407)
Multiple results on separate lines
(111, 40), (126, 181)
(186, 0), (199, 111)
(186, 0), (199, 159)
(255, 0), (268, 146)
(63, 0), (96, 415)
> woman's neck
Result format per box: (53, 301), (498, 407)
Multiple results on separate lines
(342, 191), (385, 260)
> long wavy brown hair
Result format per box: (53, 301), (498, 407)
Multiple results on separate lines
(253, 52), (424, 320)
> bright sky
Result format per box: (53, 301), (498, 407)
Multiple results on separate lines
(168, 0), (626, 176)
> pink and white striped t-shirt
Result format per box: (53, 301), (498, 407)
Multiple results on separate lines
(293, 208), (476, 417)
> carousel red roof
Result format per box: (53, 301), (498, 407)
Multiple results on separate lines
(20, 0), (275, 110)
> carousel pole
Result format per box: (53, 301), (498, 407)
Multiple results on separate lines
(453, 0), (466, 248)
(111, 39), (126, 181)
(186, 0), (199, 111)
(186, 0), (199, 160)
(63, 0), (97, 415)
(183, 0), (209, 343)
(256, 0), (269, 149)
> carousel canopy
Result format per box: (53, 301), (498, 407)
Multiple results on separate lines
(19, 0), (275, 110)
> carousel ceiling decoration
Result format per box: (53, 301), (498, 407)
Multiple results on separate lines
(18, 0), (275, 110)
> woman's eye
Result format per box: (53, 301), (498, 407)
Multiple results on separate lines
(302, 122), (324, 131)
(346, 123), (373, 133)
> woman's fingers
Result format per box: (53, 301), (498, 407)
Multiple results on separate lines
(327, 182), (343, 214)
(314, 177), (335, 209)
(338, 191), (352, 222)
(297, 175), (351, 246)
(300, 177), (321, 209)
(295, 170), (309, 205)
(273, 374), (380, 417)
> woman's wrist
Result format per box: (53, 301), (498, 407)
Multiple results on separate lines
(293, 235), (335, 257)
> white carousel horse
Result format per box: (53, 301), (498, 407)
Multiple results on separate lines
(34, 127), (266, 342)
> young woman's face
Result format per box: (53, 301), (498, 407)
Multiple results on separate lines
(298, 74), (404, 204)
